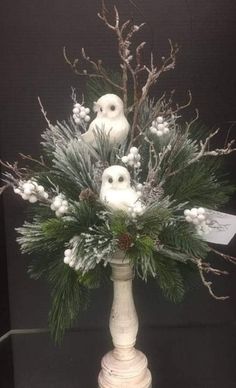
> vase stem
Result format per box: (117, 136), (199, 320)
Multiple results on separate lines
(98, 260), (152, 388)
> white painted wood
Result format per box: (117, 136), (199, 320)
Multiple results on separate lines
(98, 255), (152, 387)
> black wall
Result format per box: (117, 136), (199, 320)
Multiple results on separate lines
(0, 1), (236, 387)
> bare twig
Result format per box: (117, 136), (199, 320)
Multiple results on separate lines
(210, 247), (236, 265)
(38, 97), (53, 129)
(19, 153), (47, 168)
(172, 90), (193, 114)
(0, 183), (11, 194)
(0, 160), (25, 178)
(167, 128), (236, 178)
(194, 257), (229, 300)
(63, 46), (124, 92)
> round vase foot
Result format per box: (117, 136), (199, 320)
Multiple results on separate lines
(98, 349), (152, 388)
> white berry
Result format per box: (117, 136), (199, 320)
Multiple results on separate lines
(29, 195), (38, 203)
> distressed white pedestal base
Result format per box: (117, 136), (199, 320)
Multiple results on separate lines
(98, 255), (152, 387)
(98, 350), (152, 388)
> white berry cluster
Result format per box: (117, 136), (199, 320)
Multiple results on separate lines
(121, 147), (141, 168)
(73, 103), (90, 125)
(63, 247), (77, 268)
(128, 201), (145, 218)
(50, 194), (69, 217)
(184, 207), (211, 235)
(150, 116), (169, 136)
(14, 180), (48, 203)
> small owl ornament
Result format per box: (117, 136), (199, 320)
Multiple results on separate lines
(82, 94), (129, 147)
(100, 165), (144, 216)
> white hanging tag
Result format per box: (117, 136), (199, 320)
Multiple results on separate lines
(203, 209), (236, 245)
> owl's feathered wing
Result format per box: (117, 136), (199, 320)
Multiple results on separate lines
(81, 116), (129, 147)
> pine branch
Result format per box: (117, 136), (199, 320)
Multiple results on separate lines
(48, 261), (90, 343)
(154, 255), (185, 303)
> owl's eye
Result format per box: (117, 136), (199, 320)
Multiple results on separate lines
(100, 107), (103, 112)
(110, 105), (116, 111)
(108, 177), (113, 183)
(118, 176), (124, 182)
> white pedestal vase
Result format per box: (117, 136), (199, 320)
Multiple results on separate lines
(98, 255), (152, 388)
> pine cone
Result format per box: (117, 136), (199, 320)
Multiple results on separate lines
(79, 188), (97, 202)
(117, 233), (133, 251)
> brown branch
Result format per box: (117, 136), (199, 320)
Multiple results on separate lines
(210, 247), (236, 265)
(0, 160), (25, 178)
(19, 153), (47, 168)
(167, 128), (236, 178)
(172, 90), (193, 115)
(38, 97), (53, 129)
(64, 46), (124, 92)
(0, 183), (11, 194)
(194, 257), (229, 300)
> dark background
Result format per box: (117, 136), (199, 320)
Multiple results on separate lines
(1, 0), (236, 387)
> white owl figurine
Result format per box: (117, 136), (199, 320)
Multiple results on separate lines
(100, 165), (143, 214)
(81, 94), (129, 147)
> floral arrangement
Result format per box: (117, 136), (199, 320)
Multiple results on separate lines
(1, 2), (236, 342)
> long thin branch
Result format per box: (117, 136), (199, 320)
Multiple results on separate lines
(194, 257), (229, 300)
(38, 97), (53, 129)
(210, 247), (236, 265)
(0, 183), (11, 194)
(167, 129), (236, 178)
(63, 47), (124, 92)
(19, 153), (47, 168)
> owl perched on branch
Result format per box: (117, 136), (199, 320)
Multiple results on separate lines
(81, 94), (130, 147)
